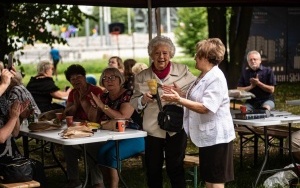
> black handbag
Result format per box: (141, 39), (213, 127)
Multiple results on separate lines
(0, 157), (33, 183)
(156, 90), (183, 132)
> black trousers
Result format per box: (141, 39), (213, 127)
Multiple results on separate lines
(145, 129), (187, 188)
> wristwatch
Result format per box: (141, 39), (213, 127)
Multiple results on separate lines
(103, 105), (109, 110)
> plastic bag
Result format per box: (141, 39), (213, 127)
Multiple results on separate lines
(263, 163), (299, 188)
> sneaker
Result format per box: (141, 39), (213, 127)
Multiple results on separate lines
(63, 180), (82, 188)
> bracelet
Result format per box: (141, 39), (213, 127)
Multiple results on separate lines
(103, 105), (109, 110)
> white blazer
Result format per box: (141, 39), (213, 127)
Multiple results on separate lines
(183, 66), (236, 147)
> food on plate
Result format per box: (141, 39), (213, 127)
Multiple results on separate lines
(60, 125), (94, 138)
(86, 122), (101, 129)
(80, 121), (100, 129)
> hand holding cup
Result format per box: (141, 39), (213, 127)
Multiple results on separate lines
(147, 79), (158, 98)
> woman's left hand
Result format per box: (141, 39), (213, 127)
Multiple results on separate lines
(90, 92), (104, 109)
(162, 82), (184, 97)
(161, 89), (181, 103)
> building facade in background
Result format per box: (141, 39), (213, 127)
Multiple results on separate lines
(247, 7), (300, 82)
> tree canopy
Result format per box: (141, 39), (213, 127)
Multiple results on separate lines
(0, 3), (87, 65)
(175, 7), (253, 88)
(174, 7), (208, 56)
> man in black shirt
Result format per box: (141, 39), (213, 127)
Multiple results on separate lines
(237, 50), (276, 111)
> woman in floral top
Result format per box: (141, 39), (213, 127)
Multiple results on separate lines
(91, 67), (144, 188)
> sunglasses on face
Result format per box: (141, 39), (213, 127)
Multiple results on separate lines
(102, 75), (118, 82)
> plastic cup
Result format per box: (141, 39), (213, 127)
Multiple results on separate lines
(117, 120), (126, 132)
(240, 105), (247, 113)
(55, 113), (63, 121)
(147, 79), (157, 96)
(66, 116), (74, 127)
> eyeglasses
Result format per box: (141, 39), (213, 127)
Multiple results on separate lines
(102, 75), (118, 82)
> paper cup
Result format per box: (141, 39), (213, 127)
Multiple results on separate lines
(66, 116), (74, 127)
(117, 120), (126, 132)
(55, 113), (63, 121)
(240, 105), (247, 113)
(147, 79), (157, 95)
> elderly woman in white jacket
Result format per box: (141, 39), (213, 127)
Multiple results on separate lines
(162, 38), (236, 188)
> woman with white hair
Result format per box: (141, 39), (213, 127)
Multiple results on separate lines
(130, 36), (196, 188)
(26, 60), (71, 112)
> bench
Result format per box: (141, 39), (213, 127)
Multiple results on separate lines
(124, 152), (200, 188)
(235, 125), (300, 167)
(184, 155), (200, 188)
(0, 180), (40, 188)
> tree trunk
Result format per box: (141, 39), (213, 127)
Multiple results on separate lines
(228, 7), (253, 89)
(0, 3), (11, 62)
(207, 7), (253, 89)
(207, 7), (228, 75)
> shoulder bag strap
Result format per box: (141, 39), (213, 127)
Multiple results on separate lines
(155, 88), (163, 112)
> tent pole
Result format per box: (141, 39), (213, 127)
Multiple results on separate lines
(147, 0), (152, 41)
(156, 8), (161, 36)
(147, 0), (152, 64)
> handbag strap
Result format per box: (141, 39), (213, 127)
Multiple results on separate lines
(155, 88), (163, 112)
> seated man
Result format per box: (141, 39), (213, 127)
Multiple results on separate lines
(237, 50), (276, 111)
(63, 64), (105, 188)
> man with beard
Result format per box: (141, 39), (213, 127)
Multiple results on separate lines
(237, 50), (276, 112)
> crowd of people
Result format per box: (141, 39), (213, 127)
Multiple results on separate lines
(0, 35), (286, 188)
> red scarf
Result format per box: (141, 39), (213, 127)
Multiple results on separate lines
(151, 62), (171, 79)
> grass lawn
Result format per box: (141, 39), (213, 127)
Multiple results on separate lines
(16, 58), (300, 188)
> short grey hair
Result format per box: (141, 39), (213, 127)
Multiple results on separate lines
(246, 50), (261, 62)
(37, 60), (52, 75)
(148, 35), (175, 58)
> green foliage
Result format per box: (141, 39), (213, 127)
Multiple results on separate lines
(0, 3), (86, 62)
(82, 7), (132, 36)
(111, 7), (131, 33)
(8, 4), (84, 46)
(174, 8), (208, 57)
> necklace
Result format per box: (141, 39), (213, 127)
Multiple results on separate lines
(187, 76), (201, 99)
(187, 67), (212, 99)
